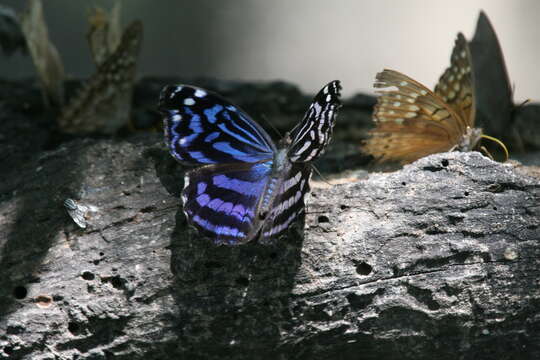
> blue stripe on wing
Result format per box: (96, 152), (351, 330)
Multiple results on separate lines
(182, 161), (272, 245)
(159, 85), (276, 165)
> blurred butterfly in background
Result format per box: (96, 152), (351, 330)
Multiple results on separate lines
(363, 32), (508, 164)
(469, 11), (517, 148)
(20, 0), (65, 108)
(58, 3), (143, 134)
(159, 81), (341, 245)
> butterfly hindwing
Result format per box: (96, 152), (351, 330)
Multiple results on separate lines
(182, 162), (273, 245)
(288, 81), (341, 162)
(159, 85), (275, 165)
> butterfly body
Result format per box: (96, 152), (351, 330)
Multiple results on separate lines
(159, 82), (341, 245)
(455, 127), (482, 152)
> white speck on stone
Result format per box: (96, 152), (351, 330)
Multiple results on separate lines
(184, 98), (195, 106)
(504, 247), (518, 261)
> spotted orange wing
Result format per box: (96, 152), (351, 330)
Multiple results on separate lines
(434, 33), (475, 129)
(363, 69), (466, 164)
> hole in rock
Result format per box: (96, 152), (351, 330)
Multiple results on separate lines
(235, 277), (250, 287)
(13, 286), (27, 299)
(441, 159), (449, 167)
(68, 322), (79, 334)
(81, 271), (95, 281)
(110, 276), (124, 290)
(140, 206), (156, 213)
(318, 215), (330, 223)
(355, 261), (373, 276)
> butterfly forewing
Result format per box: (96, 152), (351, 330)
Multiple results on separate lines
(288, 81), (341, 162)
(469, 11), (513, 139)
(434, 33), (475, 128)
(364, 69), (465, 163)
(159, 85), (275, 165)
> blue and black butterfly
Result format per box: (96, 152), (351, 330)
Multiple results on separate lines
(158, 81), (341, 245)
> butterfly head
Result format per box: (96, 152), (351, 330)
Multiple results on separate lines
(279, 132), (293, 147)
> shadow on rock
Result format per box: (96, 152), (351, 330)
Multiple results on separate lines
(150, 157), (305, 358)
(168, 211), (304, 358)
(0, 139), (87, 323)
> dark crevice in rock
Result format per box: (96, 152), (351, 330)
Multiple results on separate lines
(405, 284), (441, 310)
(346, 288), (385, 310)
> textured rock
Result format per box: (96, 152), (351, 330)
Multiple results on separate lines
(0, 130), (538, 359)
(1, 77), (539, 359)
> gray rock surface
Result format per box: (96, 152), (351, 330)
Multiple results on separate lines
(0, 134), (538, 359)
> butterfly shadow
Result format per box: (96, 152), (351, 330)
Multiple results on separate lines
(150, 154), (306, 356)
(168, 214), (305, 356)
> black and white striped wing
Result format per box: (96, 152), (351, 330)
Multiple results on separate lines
(260, 163), (312, 243)
(287, 81), (341, 162)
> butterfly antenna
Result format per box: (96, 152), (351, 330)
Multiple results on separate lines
(312, 165), (331, 186)
(480, 134), (509, 162)
(516, 98), (530, 110)
(260, 113), (283, 139)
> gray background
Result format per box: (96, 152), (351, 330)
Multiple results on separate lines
(0, 0), (538, 99)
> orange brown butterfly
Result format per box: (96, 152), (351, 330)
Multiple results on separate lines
(363, 33), (508, 164)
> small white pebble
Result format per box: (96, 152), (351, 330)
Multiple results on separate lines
(503, 247), (518, 261)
